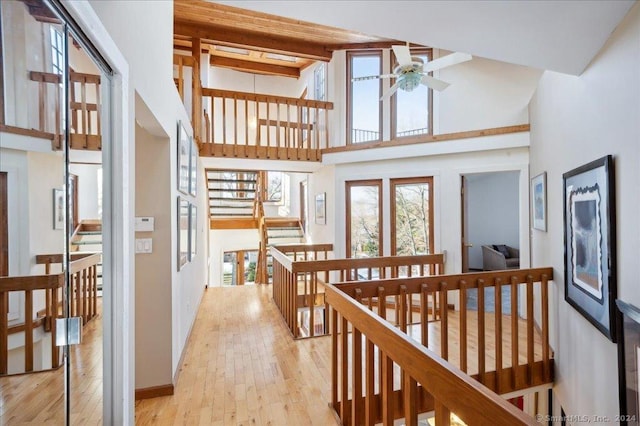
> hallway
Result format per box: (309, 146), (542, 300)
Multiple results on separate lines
(135, 285), (338, 425)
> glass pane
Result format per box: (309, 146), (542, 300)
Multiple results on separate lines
(0, 1), (67, 422)
(350, 55), (380, 143)
(395, 52), (431, 138)
(243, 251), (258, 285)
(223, 252), (237, 286)
(348, 184), (380, 258)
(393, 181), (432, 256)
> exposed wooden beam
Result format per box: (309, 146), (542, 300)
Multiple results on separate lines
(210, 56), (300, 78)
(174, 22), (332, 61)
(326, 41), (410, 51)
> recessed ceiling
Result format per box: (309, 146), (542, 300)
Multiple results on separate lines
(218, 0), (635, 75)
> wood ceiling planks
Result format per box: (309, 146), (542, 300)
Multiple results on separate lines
(174, 0), (397, 77)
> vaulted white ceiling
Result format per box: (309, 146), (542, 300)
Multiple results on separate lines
(220, 0), (635, 75)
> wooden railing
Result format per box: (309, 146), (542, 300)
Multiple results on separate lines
(21, 71), (102, 150)
(271, 247), (445, 339)
(0, 253), (100, 376)
(174, 54), (203, 143)
(199, 88), (333, 161)
(327, 267), (553, 425)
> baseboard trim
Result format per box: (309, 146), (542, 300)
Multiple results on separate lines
(135, 384), (174, 400)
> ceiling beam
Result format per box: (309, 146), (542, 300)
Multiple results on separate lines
(174, 21), (332, 62)
(326, 41), (422, 51)
(210, 56), (300, 78)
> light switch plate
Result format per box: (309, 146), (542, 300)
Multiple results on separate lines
(135, 238), (153, 253)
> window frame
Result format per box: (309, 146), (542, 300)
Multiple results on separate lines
(390, 48), (434, 140)
(390, 176), (435, 256)
(346, 50), (383, 145)
(345, 179), (383, 258)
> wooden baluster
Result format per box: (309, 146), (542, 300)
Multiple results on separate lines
(542, 274), (550, 381)
(309, 274), (315, 337)
(83, 268), (88, 324)
(51, 283), (59, 367)
(305, 105), (311, 160)
(81, 79), (88, 148)
(459, 280), (468, 373)
(45, 287), (52, 331)
(25, 289), (33, 372)
(352, 289), (363, 425)
(93, 264), (98, 319)
(400, 285), (408, 333)
(244, 97), (249, 148)
(477, 279), (486, 384)
(222, 96), (227, 146)
(404, 374), (418, 426)
(210, 96), (215, 146)
(276, 101), (281, 158)
(325, 108), (330, 150)
(0, 291), (7, 374)
(296, 106), (302, 149)
(331, 307), (339, 410)
(420, 284), (429, 347)
(439, 282), (448, 360)
(381, 353), (394, 426)
(266, 99), (271, 157)
(494, 278), (503, 392)
(285, 102), (291, 150)
(95, 79), (101, 143)
(233, 95), (238, 157)
(510, 276), (519, 389)
(526, 274), (534, 385)
(340, 315), (350, 424)
(377, 286), (386, 406)
(365, 336), (375, 426)
(434, 401), (451, 426)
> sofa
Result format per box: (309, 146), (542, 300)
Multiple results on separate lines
(481, 245), (520, 270)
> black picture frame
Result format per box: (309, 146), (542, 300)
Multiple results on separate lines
(563, 155), (616, 341)
(531, 171), (547, 231)
(177, 196), (189, 270)
(188, 203), (197, 261)
(189, 138), (197, 197)
(177, 121), (190, 195)
(616, 300), (640, 425)
(315, 192), (326, 225)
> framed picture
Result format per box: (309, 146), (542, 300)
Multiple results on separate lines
(616, 300), (640, 425)
(53, 188), (64, 230)
(188, 203), (197, 261)
(177, 197), (189, 270)
(189, 138), (198, 196)
(531, 172), (547, 231)
(315, 192), (326, 225)
(177, 121), (190, 194)
(563, 155), (616, 341)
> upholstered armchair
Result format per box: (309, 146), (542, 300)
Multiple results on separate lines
(481, 245), (520, 270)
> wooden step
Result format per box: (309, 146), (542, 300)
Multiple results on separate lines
(209, 188), (256, 192)
(207, 178), (257, 184)
(210, 197), (255, 202)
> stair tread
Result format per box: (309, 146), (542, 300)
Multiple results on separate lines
(78, 231), (102, 235)
(207, 178), (257, 184)
(210, 197), (255, 201)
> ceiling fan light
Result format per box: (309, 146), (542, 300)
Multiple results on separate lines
(397, 72), (422, 92)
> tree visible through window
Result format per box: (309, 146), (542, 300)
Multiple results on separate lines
(346, 180), (382, 258)
(391, 177), (434, 256)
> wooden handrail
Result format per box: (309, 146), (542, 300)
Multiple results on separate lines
(271, 247), (444, 339)
(202, 88), (334, 110)
(0, 252), (101, 375)
(326, 282), (536, 425)
(327, 267), (553, 425)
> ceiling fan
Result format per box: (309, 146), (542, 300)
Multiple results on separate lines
(352, 44), (472, 99)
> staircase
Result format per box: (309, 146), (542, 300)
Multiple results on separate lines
(206, 169), (259, 219)
(70, 220), (103, 291)
(256, 217), (305, 284)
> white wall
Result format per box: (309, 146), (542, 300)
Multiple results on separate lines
(307, 165), (336, 246)
(89, 0), (208, 390)
(69, 164), (101, 220)
(465, 171), (520, 270)
(529, 2), (640, 419)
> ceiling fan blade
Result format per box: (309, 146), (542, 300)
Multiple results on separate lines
(420, 75), (450, 91)
(423, 52), (472, 73)
(352, 73), (396, 82)
(392, 45), (413, 67)
(380, 82), (400, 100)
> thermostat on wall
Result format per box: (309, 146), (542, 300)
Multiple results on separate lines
(135, 217), (155, 232)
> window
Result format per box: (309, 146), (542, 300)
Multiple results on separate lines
(50, 27), (64, 75)
(266, 171), (283, 202)
(314, 63), (326, 101)
(390, 177), (434, 256)
(347, 51), (382, 144)
(392, 49), (433, 139)
(346, 180), (383, 258)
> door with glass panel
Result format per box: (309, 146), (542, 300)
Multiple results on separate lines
(0, 0), (109, 423)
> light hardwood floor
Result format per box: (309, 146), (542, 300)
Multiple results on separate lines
(134, 285), (339, 425)
(0, 304), (103, 425)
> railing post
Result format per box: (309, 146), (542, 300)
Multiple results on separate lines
(0, 292), (7, 374)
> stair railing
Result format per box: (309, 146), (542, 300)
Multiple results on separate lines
(270, 247), (445, 339)
(327, 267), (553, 425)
(0, 252), (100, 375)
